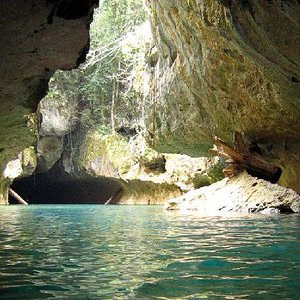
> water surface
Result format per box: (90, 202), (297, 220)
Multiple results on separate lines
(0, 205), (299, 299)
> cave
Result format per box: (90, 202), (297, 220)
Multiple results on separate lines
(9, 163), (123, 205)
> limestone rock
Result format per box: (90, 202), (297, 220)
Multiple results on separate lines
(3, 160), (23, 181)
(39, 75), (78, 137)
(77, 132), (223, 190)
(165, 171), (300, 214)
(3, 147), (37, 180)
(37, 136), (63, 172)
(66, 131), (227, 204)
(0, 1), (98, 203)
(120, 180), (181, 205)
(1, 147), (37, 204)
(36, 71), (79, 172)
(0, 1), (97, 111)
(78, 132), (131, 178)
(145, 0), (300, 192)
(164, 154), (223, 190)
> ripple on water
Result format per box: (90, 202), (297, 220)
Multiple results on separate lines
(0, 205), (299, 299)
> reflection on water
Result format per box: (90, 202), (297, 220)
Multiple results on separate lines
(0, 205), (299, 299)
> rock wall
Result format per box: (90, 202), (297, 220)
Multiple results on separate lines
(2, 0), (300, 202)
(67, 131), (222, 204)
(37, 70), (79, 172)
(145, 0), (300, 192)
(33, 84), (225, 204)
(0, 0), (98, 203)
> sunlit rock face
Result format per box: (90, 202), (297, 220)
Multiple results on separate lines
(165, 171), (300, 214)
(37, 71), (79, 172)
(145, 1), (300, 192)
(0, 0), (98, 203)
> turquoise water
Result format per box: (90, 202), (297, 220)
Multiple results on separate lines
(0, 205), (299, 299)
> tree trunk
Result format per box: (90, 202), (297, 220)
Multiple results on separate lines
(104, 188), (123, 205)
(210, 132), (282, 183)
(9, 188), (28, 205)
(111, 77), (116, 134)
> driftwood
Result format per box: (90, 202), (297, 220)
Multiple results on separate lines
(210, 132), (282, 183)
(104, 195), (114, 205)
(9, 188), (28, 205)
(104, 187), (123, 205)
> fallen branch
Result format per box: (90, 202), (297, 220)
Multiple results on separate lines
(210, 132), (282, 183)
(104, 188), (123, 205)
(9, 188), (28, 205)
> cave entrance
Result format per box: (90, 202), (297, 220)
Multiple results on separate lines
(9, 164), (124, 205)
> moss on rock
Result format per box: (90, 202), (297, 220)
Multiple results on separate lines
(0, 108), (37, 204)
(0, 146), (37, 204)
(79, 132), (133, 177)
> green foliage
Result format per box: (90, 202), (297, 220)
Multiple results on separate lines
(45, 0), (147, 134)
(77, 0), (145, 131)
(96, 126), (111, 135)
(82, 0), (147, 131)
(91, 0), (145, 48)
(0, 107), (37, 170)
(46, 70), (80, 108)
(192, 174), (211, 189)
(208, 160), (226, 182)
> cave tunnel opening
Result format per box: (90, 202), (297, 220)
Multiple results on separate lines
(9, 163), (124, 205)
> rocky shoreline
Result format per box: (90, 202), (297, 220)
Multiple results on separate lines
(165, 171), (300, 214)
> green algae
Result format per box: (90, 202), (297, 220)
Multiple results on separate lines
(0, 107), (37, 169)
(79, 132), (133, 175)
(0, 107), (37, 204)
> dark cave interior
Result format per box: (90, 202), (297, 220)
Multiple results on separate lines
(9, 164), (123, 205)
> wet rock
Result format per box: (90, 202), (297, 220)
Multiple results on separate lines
(165, 171), (300, 214)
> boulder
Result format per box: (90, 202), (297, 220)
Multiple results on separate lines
(165, 171), (300, 214)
